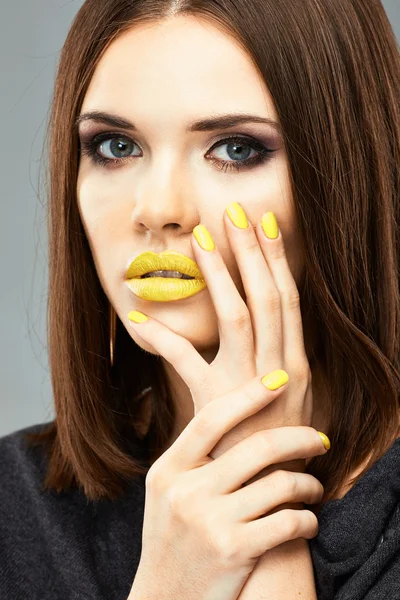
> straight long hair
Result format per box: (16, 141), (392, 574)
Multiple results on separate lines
(26, 0), (400, 502)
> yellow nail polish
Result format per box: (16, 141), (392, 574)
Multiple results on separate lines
(261, 369), (289, 390)
(317, 432), (331, 451)
(128, 310), (148, 323)
(193, 224), (215, 251)
(261, 212), (279, 239)
(226, 202), (249, 229)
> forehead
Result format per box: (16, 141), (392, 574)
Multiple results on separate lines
(81, 16), (278, 125)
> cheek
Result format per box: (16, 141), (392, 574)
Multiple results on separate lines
(77, 172), (99, 233)
(77, 173), (130, 246)
(77, 172), (111, 224)
(76, 179), (116, 292)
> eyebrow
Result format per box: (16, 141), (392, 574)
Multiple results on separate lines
(74, 110), (282, 135)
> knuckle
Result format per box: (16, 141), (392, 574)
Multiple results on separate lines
(265, 291), (281, 312)
(270, 243), (287, 260)
(284, 471), (299, 496)
(255, 429), (272, 455)
(282, 288), (301, 311)
(240, 433), (265, 465)
(145, 461), (166, 493)
(223, 308), (250, 330)
(145, 468), (156, 491)
(166, 483), (187, 514)
(212, 528), (240, 565)
(304, 510), (319, 537)
(282, 511), (302, 538)
(307, 475), (325, 498)
(242, 384), (260, 408)
(166, 475), (202, 515)
(283, 509), (319, 540)
(273, 469), (298, 497)
(315, 480), (325, 501)
(243, 235), (260, 253)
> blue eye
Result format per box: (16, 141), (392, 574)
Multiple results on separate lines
(98, 137), (141, 159)
(79, 132), (275, 173)
(211, 140), (258, 162)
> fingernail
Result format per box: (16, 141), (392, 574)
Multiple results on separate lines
(261, 212), (279, 239)
(193, 224), (215, 251)
(226, 202), (249, 229)
(128, 310), (148, 323)
(317, 431), (331, 451)
(261, 369), (289, 390)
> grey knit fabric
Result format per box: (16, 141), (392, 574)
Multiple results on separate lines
(309, 436), (400, 599)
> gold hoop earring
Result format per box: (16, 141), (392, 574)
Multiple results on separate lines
(109, 303), (116, 366)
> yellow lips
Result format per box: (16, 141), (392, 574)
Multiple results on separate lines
(125, 251), (204, 279)
(125, 251), (207, 302)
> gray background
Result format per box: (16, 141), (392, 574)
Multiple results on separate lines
(0, 1), (399, 438)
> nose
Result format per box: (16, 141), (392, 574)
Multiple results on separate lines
(130, 164), (200, 236)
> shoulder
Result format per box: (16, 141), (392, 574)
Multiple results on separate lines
(0, 421), (52, 489)
(0, 423), (146, 599)
(0, 423), (53, 591)
(310, 436), (400, 599)
(0, 421), (58, 538)
(0, 423), (95, 598)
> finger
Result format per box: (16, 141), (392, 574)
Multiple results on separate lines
(232, 470), (324, 522)
(242, 508), (319, 557)
(190, 224), (255, 377)
(223, 203), (283, 370)
(204, 426), (327, 493)
(255, 216), (309, 368)
(167, 369), (290, 466)
(127, 311), (210, 405)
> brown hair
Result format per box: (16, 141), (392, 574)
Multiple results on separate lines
(26, 0), (400, 503)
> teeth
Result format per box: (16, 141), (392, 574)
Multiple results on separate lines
(141, 270), (194, 279)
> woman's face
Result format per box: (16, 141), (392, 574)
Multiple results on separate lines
(77, 15), (303, 360)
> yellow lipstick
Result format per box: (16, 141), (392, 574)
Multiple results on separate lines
(125, 251), (207, 302)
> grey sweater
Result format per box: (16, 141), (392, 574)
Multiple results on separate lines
(1, 421), (399, 600)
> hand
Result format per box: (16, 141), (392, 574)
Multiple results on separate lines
(130, 390), (327, 600)
(127, 204), (329, 600)
(129, 205), (315, 471)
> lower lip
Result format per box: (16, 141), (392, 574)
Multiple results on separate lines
(125, 277), (207, 301)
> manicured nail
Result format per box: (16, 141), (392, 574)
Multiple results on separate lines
(317, 432), (331, 451)
(226, 202), (249, 229)
(261, 369), (289, 390)
(128, 310), (148, 323)
(261, 212), (279, 239)
(193, 224), (215, 251)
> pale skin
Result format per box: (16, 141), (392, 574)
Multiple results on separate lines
(76, 14), (378, 599)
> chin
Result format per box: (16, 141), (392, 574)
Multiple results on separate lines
(122, 288), (219, 355)
(126, 319), (220, 362)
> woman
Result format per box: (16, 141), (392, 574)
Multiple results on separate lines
(0, 0), (399, 598)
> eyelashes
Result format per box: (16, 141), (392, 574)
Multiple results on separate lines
(79, 132), (276, 173)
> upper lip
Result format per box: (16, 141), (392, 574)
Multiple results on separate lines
(125, 251), (204, 279)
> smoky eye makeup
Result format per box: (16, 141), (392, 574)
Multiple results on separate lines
(78, 127), (282, 173)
